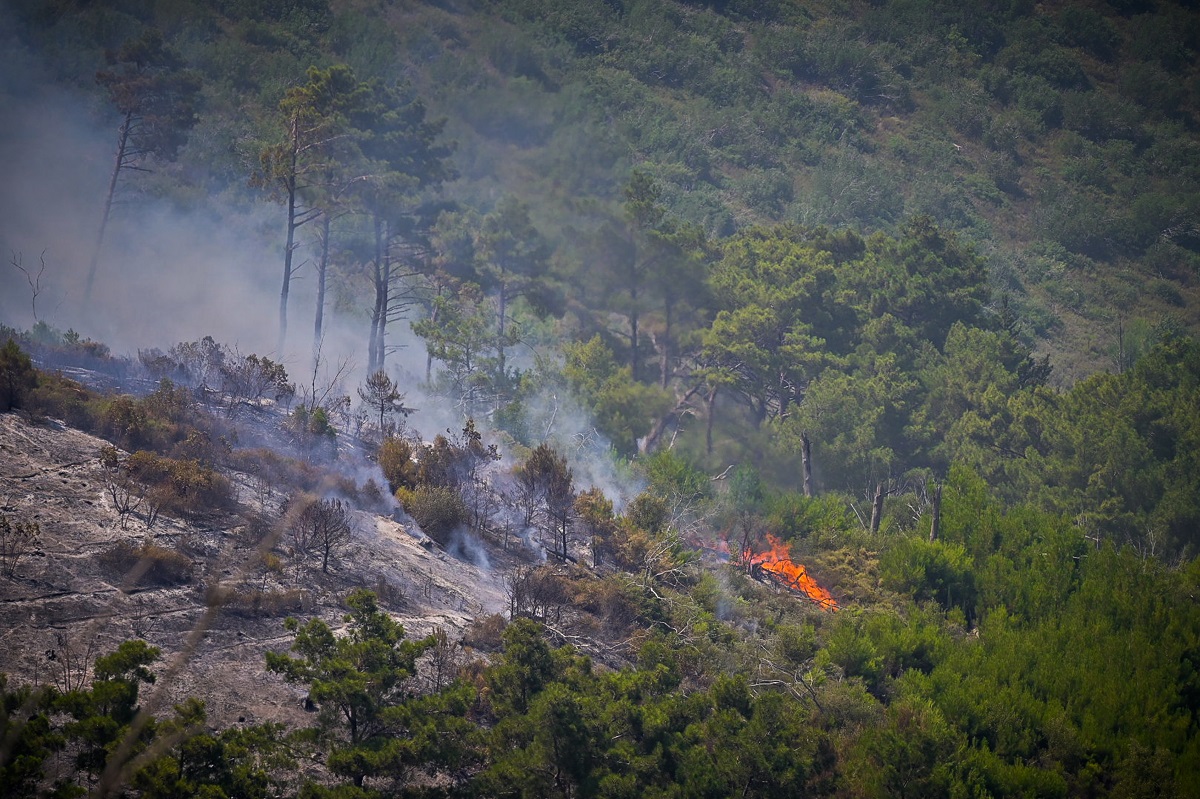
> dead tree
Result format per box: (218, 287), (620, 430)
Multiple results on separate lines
(929, 479), (943, 542)
(286, 494), (353, 573)
(0, 515), (40, 578)
(9, 251), (47, 323)
(799, 431), (815, 498)
(869, 481), (899, 535)
(107, 472), (144, 529)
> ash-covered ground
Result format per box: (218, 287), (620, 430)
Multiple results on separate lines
(0, 410), (509, 729)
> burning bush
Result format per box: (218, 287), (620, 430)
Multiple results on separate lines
(742, 534), (838, 610)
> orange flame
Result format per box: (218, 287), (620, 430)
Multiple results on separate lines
(742, 533), (838, 611)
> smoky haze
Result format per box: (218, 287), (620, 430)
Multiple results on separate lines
(0, 29), (376, 381)
(0, 22), (647, 511)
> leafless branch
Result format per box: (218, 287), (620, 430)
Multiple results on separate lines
(9, 250), (47, 322)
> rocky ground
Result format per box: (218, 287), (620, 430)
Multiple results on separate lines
(0, 410), (509, 730)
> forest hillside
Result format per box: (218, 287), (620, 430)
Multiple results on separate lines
(2, 1), (1200, 797)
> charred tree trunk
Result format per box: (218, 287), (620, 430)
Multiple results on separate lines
(800, 431), (815, 498)
(869, 482), (886, 534)
(85, 109), (133, 302)
(929, 479), (943, 542)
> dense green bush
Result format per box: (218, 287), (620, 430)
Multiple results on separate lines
(0, 339), (37, 412)
(880, 536), (977, 621)
(377, 435), (419, 493)
(396, 485), (469, 544)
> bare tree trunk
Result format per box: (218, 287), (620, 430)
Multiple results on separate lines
(368, 216), (384, 374)
(376, 254), (390, 372)
(629, 307), (640, 382)
(313, 212), (330, 363)
(277, 118), (301, 357)
(870, 482), (886, 534)
(641, 383), (704, 454)
(497, 280), (508, 404)
(629, 252), (641, 382)
(777, 371), (791, 419)
(800, 431), (814, 498)
(706, 385), (718, 455)
(426, 283), (441, 382)
(85, 110), (133, 301)
(660, 298), (673, 389)
(929, 479), (943, 542)
(1116, 318), (1127, 374)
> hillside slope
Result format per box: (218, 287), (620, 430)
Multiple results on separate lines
(0, 410), (504, 729)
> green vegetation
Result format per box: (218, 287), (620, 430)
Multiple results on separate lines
(0, 338), (37, 412)
(6, 513), (1198, 797)
(1, 640), (288, 798)
(10, 0), (1199, 375)
(5, 253), (1200, 796)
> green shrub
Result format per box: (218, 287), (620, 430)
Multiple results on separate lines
(0, 338), (37, 412)
(1150, 279), (1186, 307)
(396, 485), (468, 544)
(880, 536), (977, 621)
(26, 371), (96, 428)
(377, 436), (418, 493)
(285, 405), (338, 459)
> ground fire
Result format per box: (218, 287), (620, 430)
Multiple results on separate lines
(742, 533), (838, 611)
